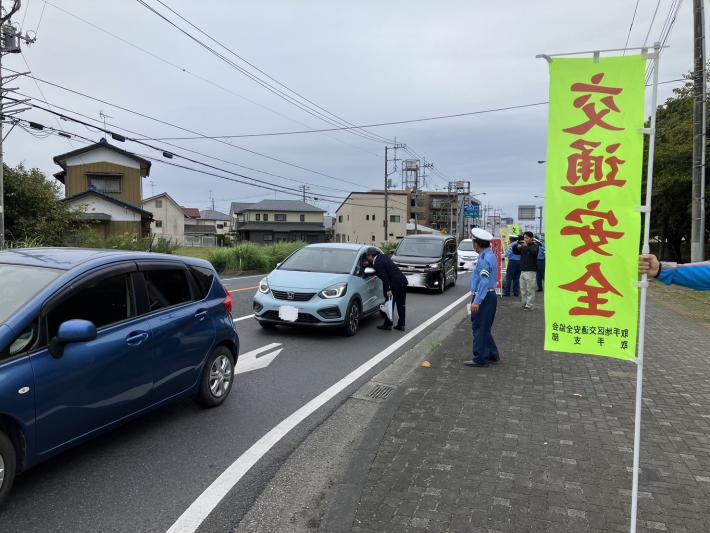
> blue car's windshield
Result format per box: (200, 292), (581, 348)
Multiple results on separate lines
(0, 264), (61, 323)
(279, 247), (357, 274)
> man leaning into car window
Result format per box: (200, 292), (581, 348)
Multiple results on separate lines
(364, 248), (408, 331)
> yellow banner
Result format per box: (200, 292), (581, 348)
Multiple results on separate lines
(544, 56), (645, 360)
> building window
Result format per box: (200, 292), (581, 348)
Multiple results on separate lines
(263, 214), (269, 221)
(155, 199), (163, 208)
(372, 214), (375, 221)
(300, 214), (305, 222)
(87, 173), (121, 193)
(263, 234), (273, 242)
(275, 213), (287, 222)
(155, 220), (163, 228)
(347, 215), (350, 221)
(371, 235), (376, 241)
(256, 213), (261, 221)
(217, 223), (224, 229)
(366, 215), (370, 221)
(390, 215), (401, 223)
(338, 215), (343, 223)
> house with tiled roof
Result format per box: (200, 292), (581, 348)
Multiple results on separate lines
(231, 199), (326, 244)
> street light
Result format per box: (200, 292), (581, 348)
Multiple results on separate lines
(537, 160), (546, 164)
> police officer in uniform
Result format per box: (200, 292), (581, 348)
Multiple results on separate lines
(465, 228), (500, 367)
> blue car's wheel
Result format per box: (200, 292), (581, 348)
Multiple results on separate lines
(0, 430), (16, 506)
(342, 299), (361, 337)
(196, 346), (235, 407)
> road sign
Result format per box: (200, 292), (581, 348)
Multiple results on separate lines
(464, 204), (480, 219)
(518, 205), (537, 220)
(235, 343), (283, 375)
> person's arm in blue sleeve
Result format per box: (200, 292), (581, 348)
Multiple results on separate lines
(472, 268), (490, 305)
(639, 254), (710, 291)
(658, 262), (710, 291)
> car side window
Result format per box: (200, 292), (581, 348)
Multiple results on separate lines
(47, 273), (136, 339)
(189, 266), (215, 300)
(143, 268), (193, 312)
(0, 321), (39, 361)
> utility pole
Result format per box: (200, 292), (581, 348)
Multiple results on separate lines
(1, 0), (32, 249)
(691, 0), (706, 261)
(383, 139), (404, 241)
(538, 205), (543, 235)
(299, 184), (310, 202)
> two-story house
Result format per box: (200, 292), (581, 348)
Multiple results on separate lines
(231, 199), (326, 244)
(54, 138), (153, 238)
(142, 192), (185, 244)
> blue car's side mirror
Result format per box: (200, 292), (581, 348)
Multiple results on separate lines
(364, 267), (376, 276)
(49, 319), (97, 358)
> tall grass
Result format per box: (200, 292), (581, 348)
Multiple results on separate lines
(207, 241), (305, 273)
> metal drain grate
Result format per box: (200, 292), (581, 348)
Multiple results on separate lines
(368, 384), (395, 401)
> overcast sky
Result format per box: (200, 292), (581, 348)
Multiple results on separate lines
(3, 0), (700, 220)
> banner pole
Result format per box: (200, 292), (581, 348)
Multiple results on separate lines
(630, 42), (660, 533)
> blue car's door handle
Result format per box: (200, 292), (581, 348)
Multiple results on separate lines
(126, 331), (149, 346)
(194, 309), (208, 321)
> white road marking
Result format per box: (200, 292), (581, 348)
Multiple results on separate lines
(235, 344), (283, 375)
(228, 286), (258, 293)
(167, 291), (471, 533)
(233, 314), (254, 322)
(220, 274), (266, 281)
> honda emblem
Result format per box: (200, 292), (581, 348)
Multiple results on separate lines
(287, 291), (295, 300)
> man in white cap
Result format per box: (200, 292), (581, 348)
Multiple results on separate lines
(465, 227), (501, 367)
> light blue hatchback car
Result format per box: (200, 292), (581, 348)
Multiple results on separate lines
(253, 244), (385, 336)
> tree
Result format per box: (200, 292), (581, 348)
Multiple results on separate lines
(3, 164), (84, 245)
(642, 69), (710, 261)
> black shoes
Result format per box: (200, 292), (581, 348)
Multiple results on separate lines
(463, 360), (489, 367)
(377, 324), (393, 331)
(394, 325), (405, 331)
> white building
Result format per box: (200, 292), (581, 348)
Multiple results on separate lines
(198, 209), (231, 235)
(142, 192), (185, 244)
(334, 191), (408, 245)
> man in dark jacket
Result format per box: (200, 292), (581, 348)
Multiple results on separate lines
(512, 231), (539, 310)
(365, 247), (408, 331)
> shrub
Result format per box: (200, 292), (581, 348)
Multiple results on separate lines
(70, 230), (178, 254)
(262, 241), (305, 271)
(381, 242), (398, 256)
(206, 248), (232, 273)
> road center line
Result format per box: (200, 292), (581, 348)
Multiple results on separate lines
(228, 286), (258, 293)
(220, 274), (266, 281)
(167, 291), (472, 533)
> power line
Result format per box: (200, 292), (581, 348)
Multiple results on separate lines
(134, 0), (391, 146)
(41, 0), (383, 158)
(5, 67), (373, 188)
(623, 0), (642, 55)
(148, 0), (393, 146)
(642, 0), (663, 48)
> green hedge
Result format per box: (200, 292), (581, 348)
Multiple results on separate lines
(207, 241), (306, 274)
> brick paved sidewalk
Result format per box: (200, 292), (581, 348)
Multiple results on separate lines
(325, 292), (710, 532)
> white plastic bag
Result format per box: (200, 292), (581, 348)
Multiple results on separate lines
(379, 296), (393, 322)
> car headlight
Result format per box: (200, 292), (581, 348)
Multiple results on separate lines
(258, 277), (270, 294)
(427, 262), (442, 270)
(318, 283), (348, 299)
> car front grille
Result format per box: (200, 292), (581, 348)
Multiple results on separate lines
(271, 290), (316, 301)
(262, 310), (321, 323)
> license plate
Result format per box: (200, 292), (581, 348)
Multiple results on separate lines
(278, 305), (299, 322)
(406, 274), (425, 286)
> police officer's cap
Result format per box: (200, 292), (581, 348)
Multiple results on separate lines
(471, 228), (493, 242)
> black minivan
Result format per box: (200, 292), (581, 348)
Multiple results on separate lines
(391, 234), (458, 293)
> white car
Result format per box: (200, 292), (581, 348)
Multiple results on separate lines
(457, 239), (479, 270)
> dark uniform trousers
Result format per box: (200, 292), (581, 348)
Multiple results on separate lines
(471, 291), (500, 364)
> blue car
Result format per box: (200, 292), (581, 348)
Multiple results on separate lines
(0, 248), (239, 505)
(253, 244), (385, 336)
